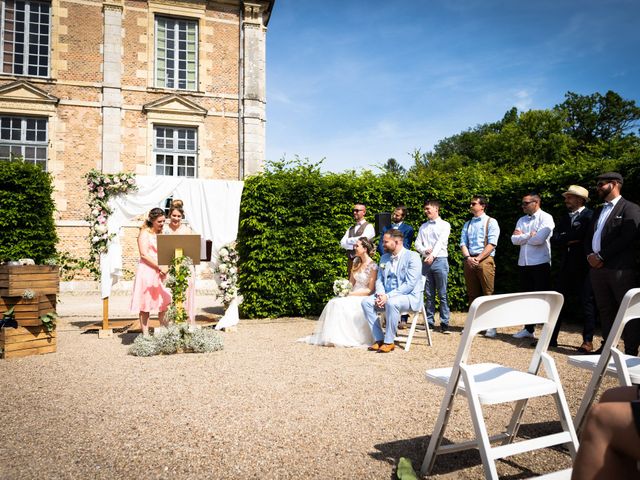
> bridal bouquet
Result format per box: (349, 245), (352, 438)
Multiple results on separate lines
(333, 278), (352, 297)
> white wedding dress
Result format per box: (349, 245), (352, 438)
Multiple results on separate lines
(300, 263), (377, 347)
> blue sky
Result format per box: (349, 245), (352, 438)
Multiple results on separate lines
(265, 0), (640, 172)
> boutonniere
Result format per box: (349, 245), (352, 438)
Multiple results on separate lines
(380, 263), (387, 270)
(573, 221), (581, 228)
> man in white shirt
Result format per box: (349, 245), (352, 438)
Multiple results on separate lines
(415, 200), (451, 333)
(340, 203), (375, 275)
(511, 193), (555, 340)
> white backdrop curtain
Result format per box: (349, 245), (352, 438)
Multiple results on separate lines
(99, 176), (244, 326)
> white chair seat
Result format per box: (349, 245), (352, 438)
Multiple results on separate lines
(420, 292), (577, 480)
(426, 363), (560, 405)
(568, 289), (640, 433)
(568, 354), (640, 384)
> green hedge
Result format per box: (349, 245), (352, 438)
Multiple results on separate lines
(0, 160), (58, 262)
(238, 154), (640, 319)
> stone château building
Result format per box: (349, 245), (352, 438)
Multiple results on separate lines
(0, 0), (273, 270)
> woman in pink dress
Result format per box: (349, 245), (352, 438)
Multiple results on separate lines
(163, 199), (197, 327)
(130, 208), (172, 335)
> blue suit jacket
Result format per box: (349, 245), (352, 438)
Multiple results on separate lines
(377, 222), (415, 254)
(376, 249), (423, 311)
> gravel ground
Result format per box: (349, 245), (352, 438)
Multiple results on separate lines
(0, 313), (617, 479)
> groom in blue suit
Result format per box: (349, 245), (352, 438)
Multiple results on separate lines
(362, 229), (424, 353)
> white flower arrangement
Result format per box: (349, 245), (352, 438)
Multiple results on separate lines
(85, 169), (137, 277)
(214, 242), (239, 308)
(22, 289), (36, 299)
(333, 278), (352, 297)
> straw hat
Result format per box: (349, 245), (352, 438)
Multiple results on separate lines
(562, 185), (589, 201)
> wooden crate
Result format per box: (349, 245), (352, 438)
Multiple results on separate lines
(1, 325), (56, 359)
(0, 294), (56, 327)
(0, 265), (59, 296)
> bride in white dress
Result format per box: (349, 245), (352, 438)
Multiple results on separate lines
(301, 237), (378, 347)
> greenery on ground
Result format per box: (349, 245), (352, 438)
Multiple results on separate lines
(0, 159), (57, 263)
(238, 90), (640, 318)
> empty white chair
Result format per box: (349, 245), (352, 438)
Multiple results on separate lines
(568, 288), (640, 434)
(420, 291), (578, 479)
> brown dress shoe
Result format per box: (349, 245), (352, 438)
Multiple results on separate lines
(368, 342), (383, 351)
(377, 343), (395, 353)
(398, 321), (408, 330)
(577, 341), (594, 353)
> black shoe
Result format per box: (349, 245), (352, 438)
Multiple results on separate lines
(549, 340), (558, 348)
(440, 324), (451, 334)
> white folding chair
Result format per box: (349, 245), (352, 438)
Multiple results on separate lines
(395, 303), (433, 350)
(568, 288), (640, 434)
(420, 291), (578, 480)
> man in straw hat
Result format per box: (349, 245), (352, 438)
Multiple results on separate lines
(585, 172), (640, 355)
(549, 185), (597, 352)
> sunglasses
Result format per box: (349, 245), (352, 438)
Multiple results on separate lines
(596, 180), (612, 187)
(521, 200), (536, 206)
(353, 209), (363, 212)
(469, 202), (479, 206)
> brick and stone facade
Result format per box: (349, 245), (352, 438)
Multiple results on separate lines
(0, 0), (273, 274)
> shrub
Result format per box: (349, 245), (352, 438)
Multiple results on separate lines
(0, 159), (57, 262)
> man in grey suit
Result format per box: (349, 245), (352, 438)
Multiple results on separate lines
(585, 172), (640, 355)
(362, 229), (423, 353)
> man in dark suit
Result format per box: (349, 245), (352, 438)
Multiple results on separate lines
(377, 205), (414, 254)
(549, 185), (597, 352)
(585, 172), (640, 355)
(377, 205), (415, 329)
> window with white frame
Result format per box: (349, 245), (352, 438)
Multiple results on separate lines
(0, 115), (47, 169)
(0, 0), (51, 77)
(155, 16), (197, 90)
(154, 126), (197, 177)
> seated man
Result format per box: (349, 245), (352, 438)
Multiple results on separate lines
(362, 229), (423, 353)
(571, 386), (640, 479)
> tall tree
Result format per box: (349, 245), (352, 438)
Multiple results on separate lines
(555, 91), (640, 143)
(379, 157), (406, 175)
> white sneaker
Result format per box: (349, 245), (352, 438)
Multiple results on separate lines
(512, 328), (534, 339)
(484, 328), (497, 338)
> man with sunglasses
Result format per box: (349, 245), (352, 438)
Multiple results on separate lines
(340, 203), (375, 275)
(460, 195), (500, 337)
(585, 172), (640, 355)
(511, 193), (555, 341)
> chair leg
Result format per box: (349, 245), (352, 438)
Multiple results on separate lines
(420, 373), (461, 476)
(404, 311), (419, 351)
(461, 366), (500, 479)
(423, 305), (433, 347)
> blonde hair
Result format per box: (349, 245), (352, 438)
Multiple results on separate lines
(168, 199), (185, 218)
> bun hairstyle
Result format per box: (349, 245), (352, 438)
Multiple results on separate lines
(358, 236), (375, 256)
(145, 207), (165, 229)
(169, 199), (185, 218)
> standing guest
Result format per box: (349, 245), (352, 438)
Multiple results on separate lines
(130, 208), (172, 336)
(585, 172), (640, 355)
(460, 195), (500, 337)
(340, 203), (375, 276)
(362, 229), (423, 353)
(163, 199), (197, 328)
(377, 205), (414, 254)
(549, 185), (597, 351)
(415, 200), (451, 333)
(377, 205), (414, 328)
(511, 193), (555, 340)
(571, 386), (640, 480)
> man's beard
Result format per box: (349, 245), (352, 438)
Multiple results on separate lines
(598, 184), (613, 198)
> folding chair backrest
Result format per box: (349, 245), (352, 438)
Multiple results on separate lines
(454, 292), (563, 374)
(599, 288), (640, 353)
